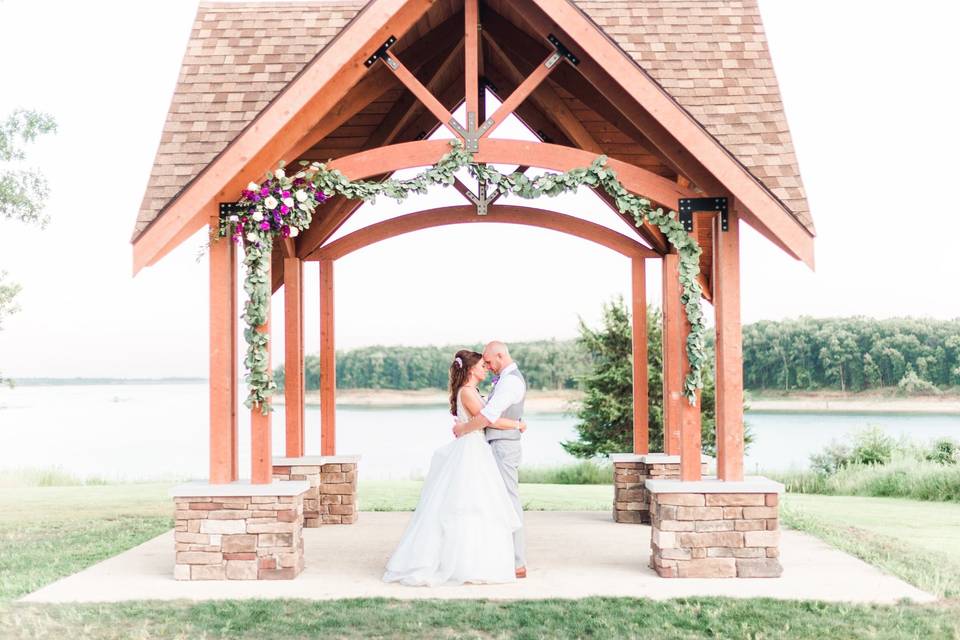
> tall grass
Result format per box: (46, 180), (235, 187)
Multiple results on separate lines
(770, 457), (960, 502)
(518, 461), (613, 485)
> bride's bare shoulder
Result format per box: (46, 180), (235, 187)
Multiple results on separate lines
(459, 386), (485, 414)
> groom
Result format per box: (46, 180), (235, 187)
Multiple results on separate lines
(453, 341), (527, 578)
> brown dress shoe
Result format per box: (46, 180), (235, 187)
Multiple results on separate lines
(515, 566), (527, 579)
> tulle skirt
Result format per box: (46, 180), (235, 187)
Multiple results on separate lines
(382, 431), (521, 586)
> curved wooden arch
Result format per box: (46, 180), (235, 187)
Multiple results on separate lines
(309, 204), (660, 261)
(326, 138), (696, 212)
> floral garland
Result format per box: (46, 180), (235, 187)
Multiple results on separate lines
(217, 141), (705, 413)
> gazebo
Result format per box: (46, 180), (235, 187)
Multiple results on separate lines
(134, 0), (813, 581)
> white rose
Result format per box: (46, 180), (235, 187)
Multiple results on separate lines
(247, 181), (260, 192)
(275, 168), (285, 180)
(264, 196), (278, 210)
(295, 190), (308, 202)
(289, 226), (299, 238)
(252, 211), (264, 222)
(228, 214), (239, 222)
(282, 197), (294, 208)
(246, 232), (259, 243)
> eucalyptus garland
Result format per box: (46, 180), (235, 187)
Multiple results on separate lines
(218, 141), (705, 413)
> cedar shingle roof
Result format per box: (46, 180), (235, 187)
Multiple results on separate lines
(134, 0), (812, 241)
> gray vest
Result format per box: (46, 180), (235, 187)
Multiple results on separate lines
(484, 367), (526, 442)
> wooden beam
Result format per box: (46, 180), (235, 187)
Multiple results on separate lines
(713, 208), (745, 481)
(381, 50), (461, 138)
(465, 0), (480, 117)
(366, 42), (465, 150)
(631, 256), (649, 455)
(319, 259), (336, 456)
(132, 0), (436, 274)
(662, 252), (682, 456)
(480, 50), (560, 140)
(311, 204), (658, 261)
(517, 0), (814, 267)
(294, 196), (367, 261)
(323, 139), (697, 212)
(483, 33), (600, 153)
(208, 216), (238, 484)
(284, 257), (305, 458)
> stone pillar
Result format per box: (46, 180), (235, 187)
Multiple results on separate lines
(611, 454), (710, 524)
(170, 480), (309, 580)
(646, 477), (783, 578)
(273, 455), (359, 527)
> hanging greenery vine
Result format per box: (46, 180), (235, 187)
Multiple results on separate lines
(217, 141), (705, 414)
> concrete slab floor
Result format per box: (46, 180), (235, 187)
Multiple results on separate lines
(20, 511), (935, 604)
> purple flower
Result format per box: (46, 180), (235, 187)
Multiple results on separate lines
(282, 190), (290, 198)
(491, 374), (500, 386)
(260, 187), (270, 196)
(250, 194), (261, 202)
(280, 204), (289, 215)
(281, 225), (290, 238)
(259, 221), (270, 231)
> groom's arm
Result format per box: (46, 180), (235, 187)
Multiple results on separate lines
(453, 376), (523, 437)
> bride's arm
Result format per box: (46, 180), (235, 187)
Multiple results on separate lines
(460, 388), (523, 430)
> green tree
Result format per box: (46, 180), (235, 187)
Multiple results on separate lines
(0, 109), (57, 385)
(562, 297), (747, 459)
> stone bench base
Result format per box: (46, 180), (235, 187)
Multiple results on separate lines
(170, 480), (309, 580)
(611, 454), (710, 524)
(646, 477), (783, 578)
(273, 455), (359, 527)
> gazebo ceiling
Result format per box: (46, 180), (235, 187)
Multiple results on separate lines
(134, 0), (813, 276)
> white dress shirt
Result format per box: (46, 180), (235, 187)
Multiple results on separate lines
(480, 362), (525, 423)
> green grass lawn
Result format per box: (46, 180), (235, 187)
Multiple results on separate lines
(1, 481), (959, 639)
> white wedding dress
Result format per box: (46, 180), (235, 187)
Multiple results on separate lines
(382, 388), (521, 586)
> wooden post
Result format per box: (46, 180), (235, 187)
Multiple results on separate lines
(251, 262), (273, 485)
(464, 0), (480, 118)
(631, 256), (649, 454)
(320, 259), (336, 456)
(209, 217), (238, 484)
(661, 253), (682, 455)
(714, 208), (745, 481)
(679, 318), (703, 481)
(284, 257), (305, 457)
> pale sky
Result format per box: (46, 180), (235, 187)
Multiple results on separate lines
(0, 0), (958, 378)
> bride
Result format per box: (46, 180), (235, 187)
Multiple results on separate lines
(382, 349), (525, 586)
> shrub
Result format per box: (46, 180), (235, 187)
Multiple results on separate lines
(849, 426), (895, 466)
(896, 368), (941, 396)
(809, 441), (852, 474)
(926, 438), (960, 465)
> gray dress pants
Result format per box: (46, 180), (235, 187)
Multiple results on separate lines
(489, 439), (526, 568)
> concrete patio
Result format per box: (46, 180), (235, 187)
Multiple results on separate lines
(20, 511), (934, 604)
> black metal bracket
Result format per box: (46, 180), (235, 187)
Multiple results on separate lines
(364, 35), (397, 68)
(219, 202), (243, 217)
(678, 197), (728, 232)
(547, 34), (580, 66)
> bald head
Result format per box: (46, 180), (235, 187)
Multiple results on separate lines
(482, 341), (513, 374)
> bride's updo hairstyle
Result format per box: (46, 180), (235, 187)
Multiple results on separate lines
(448, 349), (482, 416)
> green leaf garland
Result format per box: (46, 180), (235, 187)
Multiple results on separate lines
(217, 141), (706, 413)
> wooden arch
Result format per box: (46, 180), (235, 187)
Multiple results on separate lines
(310, 205), (660, 261)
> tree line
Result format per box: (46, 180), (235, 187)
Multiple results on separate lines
(273, 316), (960, 393)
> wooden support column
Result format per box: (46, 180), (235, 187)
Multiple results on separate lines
(209, 220), (238, 484)
(713, 208), (745, 481)
(661, 253), (682, 455)
(679, 216), (703, 481)
(250, 267), (272, 484)
(284, 257), (305, 457)
(464, 0), (480, 117)
(631, 256), (649, 454)
(319, 259), (336, 456)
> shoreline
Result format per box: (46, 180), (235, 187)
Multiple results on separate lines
(275, 389), (960, 415)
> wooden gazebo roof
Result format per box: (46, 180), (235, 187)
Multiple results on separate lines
(133, 0), (814, 279)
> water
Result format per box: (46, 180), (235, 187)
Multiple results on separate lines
(0, 383), (957, 481)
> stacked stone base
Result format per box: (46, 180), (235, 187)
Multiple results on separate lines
(611, 454), (709, 524)
(646, 478), (783, 578)
(171, 480), (309, 580)
(273, 455), (359, 526)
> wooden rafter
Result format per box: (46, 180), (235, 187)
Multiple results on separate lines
(517, 0), (814, 267)
(378, 48), (460, 138)
(465, 0), (481, 117)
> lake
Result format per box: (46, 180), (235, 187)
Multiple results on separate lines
(0, 383), (957, 481)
